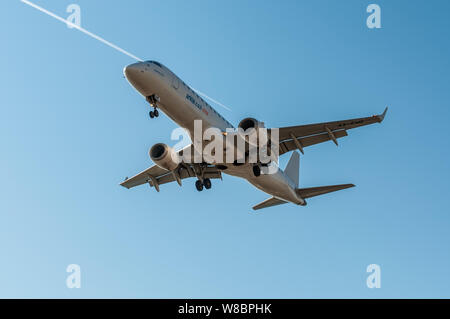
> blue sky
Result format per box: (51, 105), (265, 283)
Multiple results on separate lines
(1, 0), (449, 298)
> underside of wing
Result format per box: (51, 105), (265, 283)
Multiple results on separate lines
(154, 164), (222, 187)
(273, 107), (387, 155)
(121, 142), (223, 191)
(120, 165), (169, 189)
(278, 130), (348, 155)
(120, 163), (222, 190)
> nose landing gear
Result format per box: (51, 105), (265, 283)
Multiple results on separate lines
(146, 95), (160, 119)
(149, 109), (159, 119)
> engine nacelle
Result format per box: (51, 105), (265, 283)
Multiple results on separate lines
(149, 143), (179, 171)
(237, 118), (267, 147)
(238, 117), (265, 132)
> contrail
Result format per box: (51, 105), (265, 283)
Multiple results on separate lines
(193, 89), (232, 112)
(20, 0), (143, 61)
(20, 0), (232, 111)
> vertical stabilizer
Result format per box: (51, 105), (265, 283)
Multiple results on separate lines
(284, 151), (300, 187)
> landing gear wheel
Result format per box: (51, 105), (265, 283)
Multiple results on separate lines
(154, 109), (159, 117)
(203, 178), (212, 189)
(149, 111), (155, 119)
(253, 165), (261, 177)
(195, 180), (204, 192)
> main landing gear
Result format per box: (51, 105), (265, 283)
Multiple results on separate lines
(146, 94), (160, 119)
(195, 178), (212, 192)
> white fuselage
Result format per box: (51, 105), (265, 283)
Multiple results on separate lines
(124, 61), (304, 205)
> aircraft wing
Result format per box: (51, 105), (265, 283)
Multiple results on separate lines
(273, 107), (388, 155)
(120, 163), (222, 190)
(120, 165), (169, 189)
(121, 143), (222, 191)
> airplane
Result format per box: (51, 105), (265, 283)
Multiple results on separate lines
(120, 60), (387, 210)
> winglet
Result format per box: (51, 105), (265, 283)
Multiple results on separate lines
(377, 107), (388, 123)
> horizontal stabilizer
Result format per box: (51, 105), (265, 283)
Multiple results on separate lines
(296, 184), (355, 199)
(253, 197), (288, 211)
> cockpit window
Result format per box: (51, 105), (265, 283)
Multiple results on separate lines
(147, 61), (162, 68)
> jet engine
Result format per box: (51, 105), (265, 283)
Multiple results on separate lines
(236, 118), (275, 165)
(238, 117), (265, 132)
(149, 143), (180, 171)
(237, 117), (267, 147)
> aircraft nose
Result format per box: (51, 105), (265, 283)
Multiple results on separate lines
(123, 62), (143, 79)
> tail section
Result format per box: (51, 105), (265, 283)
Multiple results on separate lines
(284, 151), (300, 187)
(296, 184), (355, 199)
(253, 152), (300, 211)
(252, 151), (355, 210)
